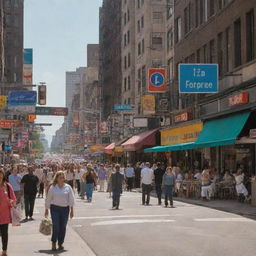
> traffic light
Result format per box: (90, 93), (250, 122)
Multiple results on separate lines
(38, 85), (46, 105)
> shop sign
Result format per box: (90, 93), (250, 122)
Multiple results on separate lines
(100, 121), (108, 134)
(35, 107), (68, 116)
(174, 110), (193, 123)
(8, 91), (37, 106)
(159, 99), (169, 111)
(114, 146), (124, 153)
(161, 122), (203, 146)
(228, 92), (249, 107)
(249, 129), (256, 139)
(142, 95), (155, 115)
(28, 114), (36, 123)
(0, 96), (7, 109)
(114, 104), (132, 111)
(90, 144), (105, 153)
(148, 68), (166, 93)
(0, 120), (15, 129)
(133, 118), (148, 128)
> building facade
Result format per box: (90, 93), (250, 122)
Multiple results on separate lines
(0, 0), (24, 90)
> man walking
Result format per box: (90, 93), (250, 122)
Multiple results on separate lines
(125, 164), (135, 191)
(98, 164), (107, 192)
(110, 164), (124, 210)
(154, 163), (165, 205)
(21, 166), (39, 220)
(141, 162), (154, 205)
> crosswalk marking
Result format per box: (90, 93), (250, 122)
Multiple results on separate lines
(91, 219), (175, 226)
(73, 214), (171, 220)
(194, 217), (254, 222)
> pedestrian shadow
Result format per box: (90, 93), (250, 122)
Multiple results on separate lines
(37, 249), (67, 255)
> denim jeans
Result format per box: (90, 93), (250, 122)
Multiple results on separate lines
(85, 183), (94, 200)
(50, 205), (70, 245)
(164, 185), (173, 206)
(142, 184), (152, 205)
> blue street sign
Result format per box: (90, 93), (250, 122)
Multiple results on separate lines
(150, 73), (164, 87)
(114, 104), (132, 111)
(179, 64), (218, 93)
(8, 91), (37, 106)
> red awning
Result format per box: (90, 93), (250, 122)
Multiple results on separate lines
(122, 129), (158, 152)
(104, 143), (115, 155)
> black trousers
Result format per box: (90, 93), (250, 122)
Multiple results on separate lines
(155, 184), (162, 204)
(39, 182), (44, 196)
(127, 177), (133, 191)
(142, 184), (151, 205)
(0, 224), (8, 251)
(24, 194), (36, 218)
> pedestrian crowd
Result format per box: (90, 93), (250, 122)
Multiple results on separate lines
(0, 160), (251, 255)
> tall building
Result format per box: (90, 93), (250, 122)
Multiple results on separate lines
(0, 0), (24, 91)
(87, 44), (99, 68)
(99, 0), (122, 119)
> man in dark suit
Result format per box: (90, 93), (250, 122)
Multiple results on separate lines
(110, 164), (124, 210)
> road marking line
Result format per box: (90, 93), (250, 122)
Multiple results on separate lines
(194, 218), (254, 222)
(73, 214), (171, 220)
(91, 219), (175, 226)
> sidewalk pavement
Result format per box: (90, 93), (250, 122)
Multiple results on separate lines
(8, 199), (96, 256)
(175, 197), (256, 219)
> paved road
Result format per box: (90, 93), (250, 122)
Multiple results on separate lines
(8, 191), (256, 256)
(71, 191), (256, 256)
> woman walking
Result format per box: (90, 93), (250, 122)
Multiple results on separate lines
(0, 169), (16, 256)
(45, 171), (75, 251)
(162, 167), (176, 208)
(65, 164), (75, 189)
(82, 164), (97, 202)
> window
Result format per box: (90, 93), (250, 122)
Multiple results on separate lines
(175, 17), (182, 43)
(167, 0), (174, 19)
(217, 33), (223, 75)
(124, 56), (127, 69)
(127, 9), (130, 22)
(196, 49), (201, 63)
(209, 0), (215, 17)
(127, 30), (130, 44)
(142, 39), (145, 54)
(137, 20), (140, 33)
(234, 18), (242, 67)
(137, 0), (140, 8)
(124, 34), (127, 47)
(153, 12), (163, 24)
(203, 44), (208, 63)
(152, 34), (163, 49)
(138, 42), (141, 55)
(141, 16), (144, 29)
(184, 3), (192, 34)
(246, 9), (255, 62)
(128, 53), (131, 67)
(225, 27), (231, 72)
(209, 40), (215, 63)
(137, 68), (141, 93)
(124, 13), (127, 25)
(128, 76), (131, 90)
(195, 0), (199, 27)
(204, 0), (208, 22)
(124, 77), (127, 91)
(167, 28), (173, 51)
(141, 66), (146, 91)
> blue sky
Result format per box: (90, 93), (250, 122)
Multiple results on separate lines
(24, 0), (102, 144)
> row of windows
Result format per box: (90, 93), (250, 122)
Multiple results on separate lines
(123, 76), (131, 92)
(137, 16), (144, 33)
(123, 30), (130, 47)
(124, 53), (131, 69)
(175, 0), (233, 43)
(181, 9), (255, 76)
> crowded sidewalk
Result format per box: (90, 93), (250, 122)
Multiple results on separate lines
(7, 198), (95, 256)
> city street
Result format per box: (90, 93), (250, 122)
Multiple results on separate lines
(9, 191), (256, 256)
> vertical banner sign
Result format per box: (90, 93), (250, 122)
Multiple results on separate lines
(23, 49), (33, 86)
(73, 112), (80, 126)
(0, 96), (7, 109)
(148, 68), (166, 92)
(142, 95), (156, 115)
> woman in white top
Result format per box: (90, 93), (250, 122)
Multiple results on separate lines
(235, 169), (248, 202)
(45, 171), (75, 251)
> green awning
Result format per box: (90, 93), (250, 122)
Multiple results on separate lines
(144, 112), (250, 153)
(144, 142), (197, 153)
(195, 112), (250, 148)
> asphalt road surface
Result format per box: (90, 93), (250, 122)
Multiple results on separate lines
(69, 191), (256, 256)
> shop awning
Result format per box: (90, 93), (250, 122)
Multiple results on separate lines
(122, 129), (159, 151)
(144, 142), (197, 153)
(195, 112), (250, 148)
(104, 143), (115, 155)
(144, 112), (250, 153)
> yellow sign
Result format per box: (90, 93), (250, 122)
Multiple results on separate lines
(114, 146), (124, 153)
(0, 96), (7, 109)
(142, 95), (155, 115)
(161, 122), (203, 146)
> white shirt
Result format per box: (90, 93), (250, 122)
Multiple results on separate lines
(66, 171), (74, 181)
(74, 170), (81, 180)
(141, 167), (154, 185)
(45, 184), (75, 209)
